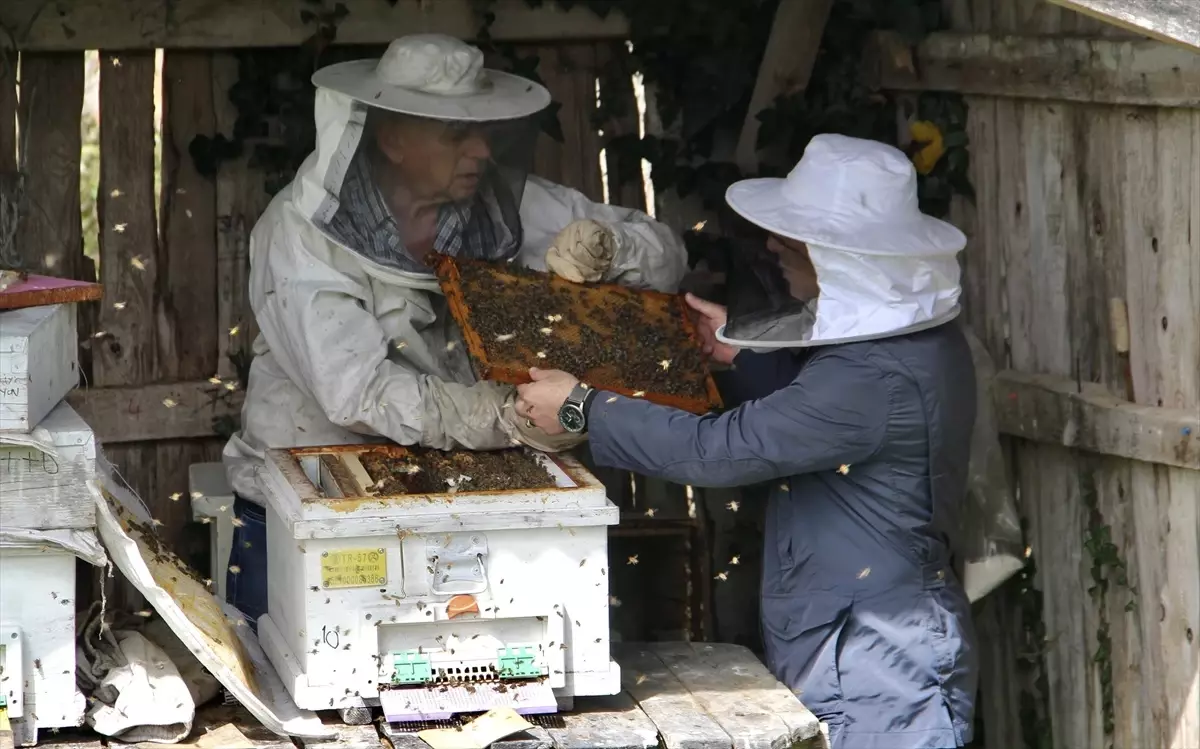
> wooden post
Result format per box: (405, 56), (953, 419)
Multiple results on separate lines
(14, 54), (85, 278)
(734, 0), (833, 173)
(0, 49), (14, 171)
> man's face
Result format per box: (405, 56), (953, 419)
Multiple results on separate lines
(766, 235), (819, 301)
(376, 116), (492, 203)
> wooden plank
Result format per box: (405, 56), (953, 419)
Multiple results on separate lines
(546, 692), (659, 749)
(1126, 105), (1200, 748)
(612, 643), (731, 749)
(1020, 102), (1073, 376)
(531, 44), (604, 202)
(1022, 445), (1107, 749)
(995, 98), (1031, 373)
(186, 704), (294, 748)
(651, 642), (819, 749)
(212, 52), (265, 381)
(733, 0), (833, 173)
(994, 370), (1199, 469)
(873, 31), (1200, 107)
(159, 50), (219, 381)
(0, 49), (14, 172)
(595, 43), (647, 212)
(2, 0), (630, 52)
(94, 50), (159, 387)
(13, 53), (86, 278)
(1044, 0), (1200, 52)
(66, 379), (244, 443)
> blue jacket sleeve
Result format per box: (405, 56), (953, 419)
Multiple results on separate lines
(587, 350), (890, 488)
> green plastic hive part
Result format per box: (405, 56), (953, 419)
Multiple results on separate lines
(496, 645), (543, 679)
(392, 650), (433, 685)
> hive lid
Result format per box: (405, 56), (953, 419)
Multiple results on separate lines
(261, 444), (617, 538)
(0, 274), (103, 310)
(90, 472), (334, 741)
(432, 255), (723, 415)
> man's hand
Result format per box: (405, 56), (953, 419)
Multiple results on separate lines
(685, 293), (739, 365)
(515, 368), (579, 434)
(545, 219), (615, 283)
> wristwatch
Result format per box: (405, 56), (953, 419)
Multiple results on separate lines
(558, 382), (595, 434)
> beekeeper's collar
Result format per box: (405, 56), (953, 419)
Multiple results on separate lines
(718, 134), (966, 349)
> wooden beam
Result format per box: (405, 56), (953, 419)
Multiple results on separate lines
(1044, 0), (1200, 53)
(873, 31), (1200, 107)
(1, 0), (630, 52)
(66, 380), (244, 444)
(993, 370), (1199, 470)
(734, 0), (833, 173)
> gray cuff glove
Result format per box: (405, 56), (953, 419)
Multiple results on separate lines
(545, 219), (616, 283)
(419, 378), (520, 451)
(419, 377), (587, 454)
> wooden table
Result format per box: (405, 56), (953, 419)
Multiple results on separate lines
(34, 642), (825, 749)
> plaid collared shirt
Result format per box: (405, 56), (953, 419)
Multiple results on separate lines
(324, 148), (520, 273)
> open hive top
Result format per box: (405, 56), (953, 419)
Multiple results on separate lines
(275, 444), (600, 502)
(433, 256), (723, 414)
(261, 444), (615, 533)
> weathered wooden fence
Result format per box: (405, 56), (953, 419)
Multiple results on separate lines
(0, 0), (708, 643)
(880, 1), (1200, 747)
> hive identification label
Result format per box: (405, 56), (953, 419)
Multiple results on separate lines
(320, 548), (387, 589)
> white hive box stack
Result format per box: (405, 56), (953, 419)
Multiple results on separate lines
(0, 303), (97, 744)
(256, 445), (621, 722)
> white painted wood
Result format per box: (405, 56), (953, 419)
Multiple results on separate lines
(0, 548), (85, 730)
(257, 446), (621, 713)
(0, 304), (78, 432)
(189, 462), (236, 603)
(0, 399), (97, 530)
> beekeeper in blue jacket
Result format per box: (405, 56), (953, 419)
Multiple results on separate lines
(516, 134), (979, 749)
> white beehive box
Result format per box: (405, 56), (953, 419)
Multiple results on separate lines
(0, 400), (97, 530)
(0, 304), (79, 432)
(0, 546), (86, 739)
(255, 445), (621, 716)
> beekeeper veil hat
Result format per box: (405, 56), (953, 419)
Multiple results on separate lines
(718, 133), (967, 348)
(297, 34), (551, 277)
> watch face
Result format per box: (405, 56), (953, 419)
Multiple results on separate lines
(559, 404), (586, 433)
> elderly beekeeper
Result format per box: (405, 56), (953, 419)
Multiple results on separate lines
(221, 34), (686, 627)
(516, 134), (979, 749)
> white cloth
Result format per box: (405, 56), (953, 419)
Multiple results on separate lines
(310, 34), (550, 121)
(223, 79), (686, 506)
(720, 134), (966, 348)
(76, 606), (196, 744)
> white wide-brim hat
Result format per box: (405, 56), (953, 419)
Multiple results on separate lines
(311, 33), (551, 122)
(725, 133), (966, 256)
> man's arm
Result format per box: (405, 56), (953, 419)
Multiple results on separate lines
(517, 175), (688, 293)
(254, 218), (525, 451)
(585, 350), (890, 487)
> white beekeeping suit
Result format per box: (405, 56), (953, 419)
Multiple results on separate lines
(222, 34), (687, 507)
